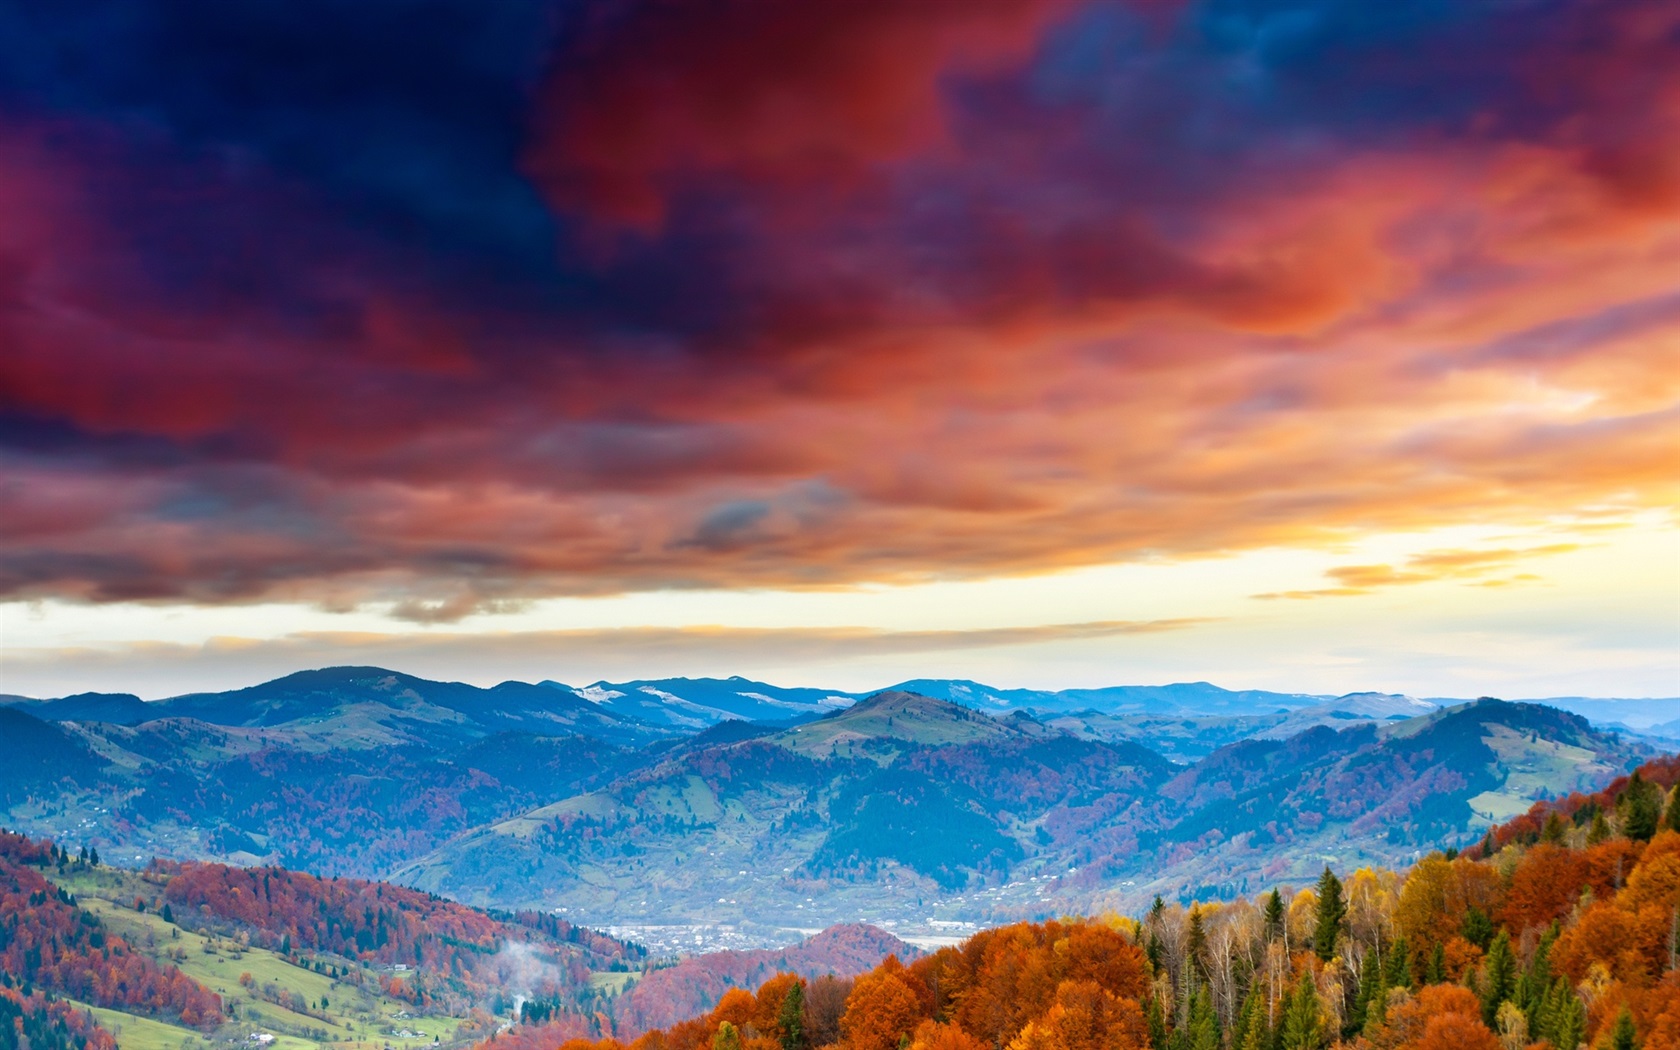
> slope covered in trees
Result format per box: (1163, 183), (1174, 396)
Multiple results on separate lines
(155, 857), (643, 1008)
(0, 985), (118, 1050)
(0, 833), (224, 1027)
(483, 754), (1680, 1050)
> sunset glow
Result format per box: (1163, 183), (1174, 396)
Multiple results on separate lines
(1, 0), (1676, 697)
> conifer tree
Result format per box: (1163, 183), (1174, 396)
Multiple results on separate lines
(1542, 812), (1567, 844)
(713, 1021), (743, 1050)
(1426, 942), (1445, 984)
(1186, 987), (1217, 1050)
(778, 981), (805, 1050)
(1264, 890), (1284, 942)
(1588, 810), (1611, 844)
(1462, 906), (1494, 950)
(1187, 909), (1210, 983)
(1313, 868), (1345, 962)
(1610, 1006), (1639, 1050)
(1146, 991), (1168, 1050)
(1625, 772), (1662, 842)
(1480, 931), (1515, 1026)
(1667, 788), (1680, 834)
(1539, 979), (1585, 1050)
(1517, 925), (1556, 1032)
(1279, 974), (1323, 1050)
(1385, 937), (1409, 989)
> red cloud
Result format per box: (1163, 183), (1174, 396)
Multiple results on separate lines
(1, 2), (1679, 618)
(524, 0), (1084, 227)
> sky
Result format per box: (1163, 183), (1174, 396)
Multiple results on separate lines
(1, 0), (1677, 700)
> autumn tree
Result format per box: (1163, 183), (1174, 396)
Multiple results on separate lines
(910, 1021), (987, 1050)
(804, 977), (851, 1050)
(839, 958), (926, 1050)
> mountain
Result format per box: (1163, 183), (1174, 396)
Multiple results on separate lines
(1649, 716), (1680, 740)
(1126, 698), (1630, 904)
(1038, 692), (1441, 762)
(2, 667), (664, 748)
(545, 676), (855, 729)
(771, 690), (1052, 759)
(1, 665), (1656, 945)
(1523, 696), (1680, 730)
(2, 691), (152, 725)
(883, 679), (1332, 715)
(0, 712), (639, 877)
(0, 707), (109, 804)
(156, 666), (660, 747)
(390, 691), (1174, 920)
(392, 694), (1642, 931)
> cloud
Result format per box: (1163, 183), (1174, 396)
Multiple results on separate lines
(523, 0), (1086, 227)
(1252, 544), (1583, 600)
(0, 1), (1676, 617)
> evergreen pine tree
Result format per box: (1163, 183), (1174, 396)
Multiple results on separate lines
(1481, 931), (1516, 1026)
(713, 1021), (743, 1050)
(1313, 868), (1345, 962)
(1542, 812), (1568, 845)
(778, 981), (805, 1050)
(1462, 906), (1494, 950)
(1610, 1006), (1639, 1050)
(1279, 974), (1323, 1050)
(1546, 980), (1586, 1050)
(1518, 925), (1556, 1032)
(1264, 890), (1285, 942)
(1147, 991), (1169, 1050)
(1187, 987), (1218, 1050)
(1625, 773), (1662, 842)
(1187, 909), (1210, 983)
(1667, 788), (1680, 834)
(1426, 942), (1445, 984)
(1588, 810), (1611, 844)
(1233, 986), (1259, 1050)
(1385, 937), (1409, 989)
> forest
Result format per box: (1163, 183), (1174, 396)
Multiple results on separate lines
(480, 757), (1680, 1050)
(0, 832), (225, 1028)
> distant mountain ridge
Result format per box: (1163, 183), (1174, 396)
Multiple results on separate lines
(9, 665), (1672, 735)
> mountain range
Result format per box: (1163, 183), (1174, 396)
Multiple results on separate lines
(8, 666), (1675, 736)
(0, 664), (1664, 947)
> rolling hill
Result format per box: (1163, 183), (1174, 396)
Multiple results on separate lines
(390, 692), (1643, 936)
(0, 666), (1660, 948)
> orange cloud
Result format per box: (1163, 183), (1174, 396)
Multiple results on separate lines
(1253, 545), (1582, 600)
(2, 4), (1679, 619)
